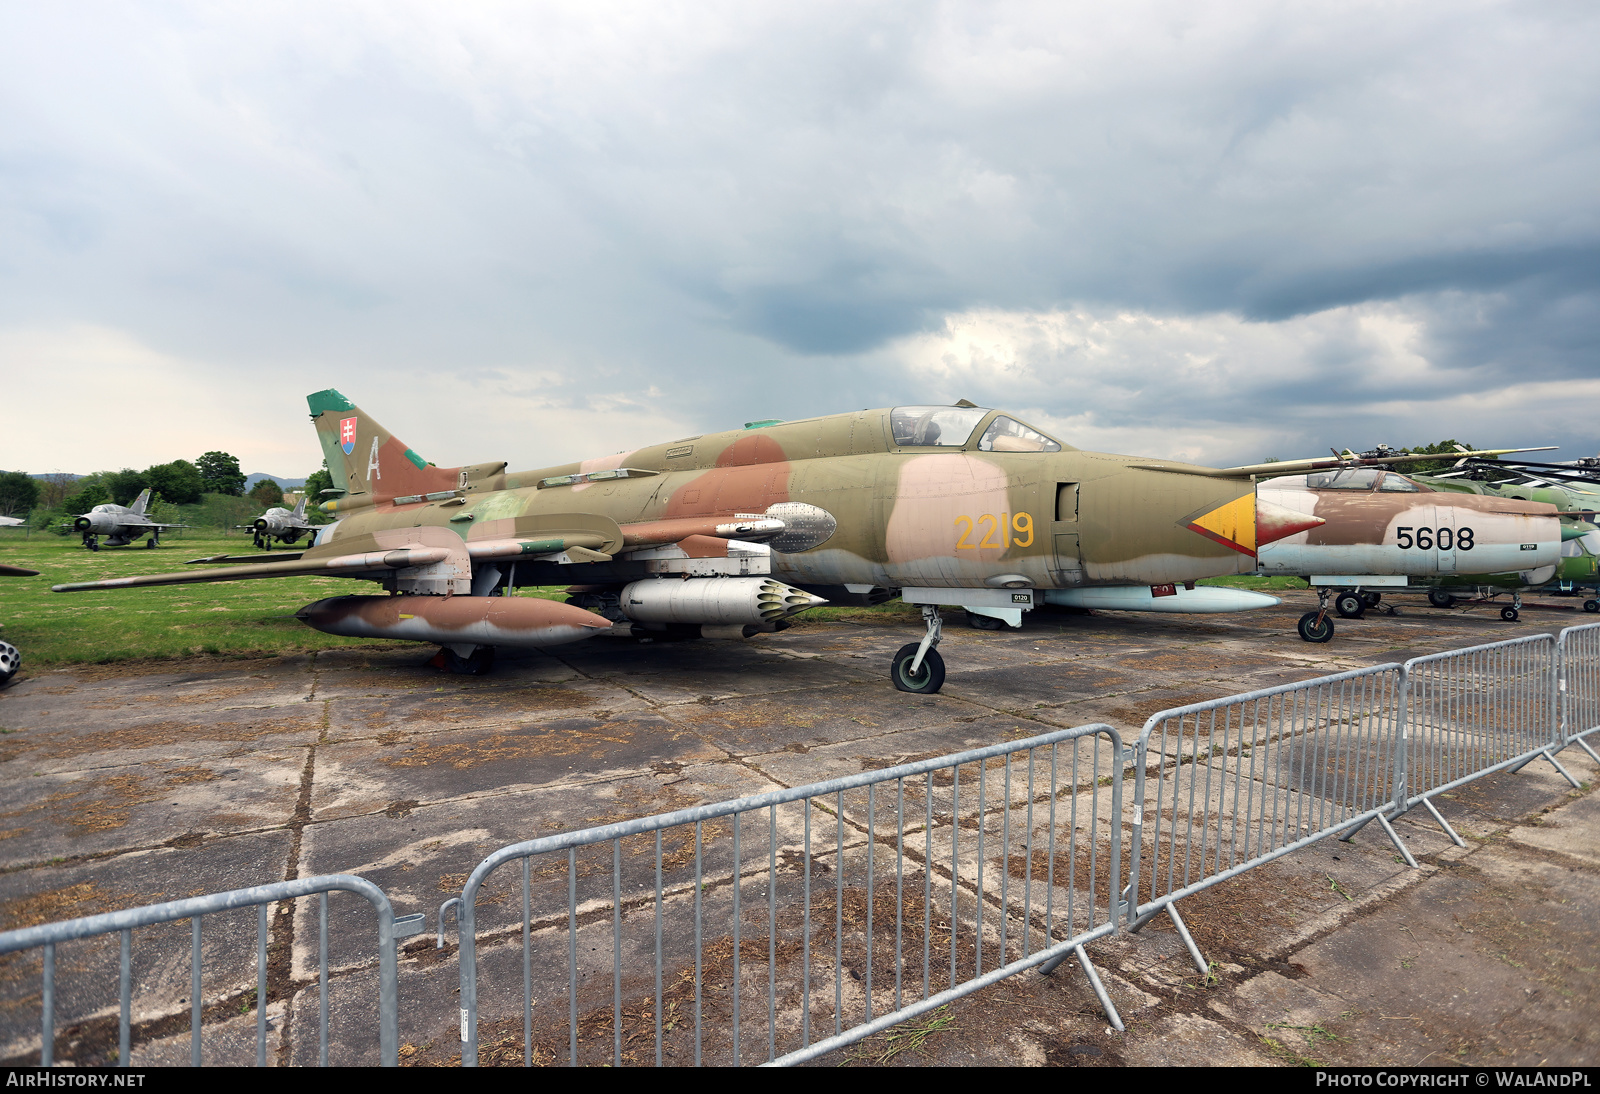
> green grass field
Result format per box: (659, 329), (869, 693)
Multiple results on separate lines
(0, 526), (1302, 667)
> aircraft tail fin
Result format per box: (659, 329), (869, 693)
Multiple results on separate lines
(307, 390), (462, 506)
(292, 494), (308, 519)
(129, 489), (152, 516)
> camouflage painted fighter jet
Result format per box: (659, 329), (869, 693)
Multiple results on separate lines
(242, 493), (318, 549)
(50, 392), (1536, 691)
(1252, 467), (1563, 640)
(71, 489), (184, 551)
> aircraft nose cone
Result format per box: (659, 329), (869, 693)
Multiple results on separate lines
(1256, 498), (1325, 547)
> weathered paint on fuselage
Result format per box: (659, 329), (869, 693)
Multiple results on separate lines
(312, 403), (1260, 591)
(1411, 475), (1600, 593)
(1255, 471), (1561, 579)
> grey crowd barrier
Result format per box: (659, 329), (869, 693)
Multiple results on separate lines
(0, 874), (422, 1066)
(1124, 665), (1409, 976)
(8, 626), (1599, 1067)
(441, 723), (1130, 1067)
(1400, 635), (1578, 827)
(1559, 621), (1600, 764)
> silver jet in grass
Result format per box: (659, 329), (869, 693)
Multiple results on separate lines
(71, 489), (184, 551)
(242, 493), (319, 549)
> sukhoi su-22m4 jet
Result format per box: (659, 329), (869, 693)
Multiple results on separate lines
(51, 392), (1528, 692)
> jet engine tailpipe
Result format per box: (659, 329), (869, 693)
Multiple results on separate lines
(295, 594), (612, 649)
(619, 577), (827, 626)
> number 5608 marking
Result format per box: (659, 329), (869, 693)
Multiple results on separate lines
(1397, 526), (1473, 550)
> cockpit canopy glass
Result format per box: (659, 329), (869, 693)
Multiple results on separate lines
(890, 406), (990, 447)
(977, 416), (1062, 453)
(1306, 468), (1382, 491)
(1377, 473), (1424, 493)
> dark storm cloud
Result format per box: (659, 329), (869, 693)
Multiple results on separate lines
(1, 1), (1597, 471)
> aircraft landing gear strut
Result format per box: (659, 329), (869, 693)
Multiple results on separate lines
(81, 534), (98, 552)
(1297, 588), (1335, 643)
(431, 644), (496, 675)
(891, 605), (947, 693)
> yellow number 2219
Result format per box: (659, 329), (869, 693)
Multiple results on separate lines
(955, 512), (1033, 549)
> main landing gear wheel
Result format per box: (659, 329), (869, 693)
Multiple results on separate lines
(433, 646), (496, 675)
(1334, 592), (1366, 619)
(1361, 591), (1382, 609)
(1584, 599), (1599, 614)
(1297, 611), (1334, 643)
(891, 643), (946, 693)
(1501, 606), (1520, 623)
(1428, 589), (1455, 609)
(965, 612), (1009, 631)
(144, 537), (156, 548)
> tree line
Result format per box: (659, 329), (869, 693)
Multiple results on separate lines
(0, 452), (335, 531)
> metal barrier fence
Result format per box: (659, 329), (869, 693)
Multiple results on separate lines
(0, 874), (421, 1067)
(8, 626), (1600, 1067)
(1124, 665), (1409, 976)
(443, 723), (1130, 1067)
(1402, 634), (1578, 813)
(1560, 622), (1600, 764)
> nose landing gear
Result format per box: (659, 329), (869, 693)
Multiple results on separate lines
(891, 605), (947, 693)
(1297, 588), (1335, 643)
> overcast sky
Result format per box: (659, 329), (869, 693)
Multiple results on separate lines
(3, 1), (1597, 477)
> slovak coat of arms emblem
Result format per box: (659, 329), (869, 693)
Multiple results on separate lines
(340, 416), (358, 455)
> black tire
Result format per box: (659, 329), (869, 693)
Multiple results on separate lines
(965, 612), (1007, 631)
(1584, 600), (1599, 614)
(1428, 589), (1455, 609)
(1334, 592), (1365, 619)
(1361, 591), (1381, 608)
(88, 540), (98, 552)
(145, 538), (156, 549)
(1297, 612), (1334, 643)
(443, 646), (496, 675)
(1500, 606), (1519, 623)
(890, 643), (946, 693)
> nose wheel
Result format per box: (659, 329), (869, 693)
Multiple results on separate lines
(1297, 588), (1335, 643)
(81, 534), (99, 552)
(891, 606), (947, 693)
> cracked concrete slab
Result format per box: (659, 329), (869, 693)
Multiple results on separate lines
(2, 589), (1597, 1067)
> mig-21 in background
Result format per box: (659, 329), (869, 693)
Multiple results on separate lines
(70, 489), (184, 551)
(241, 493), (319, 549)
(52, 392), (1544, 692)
